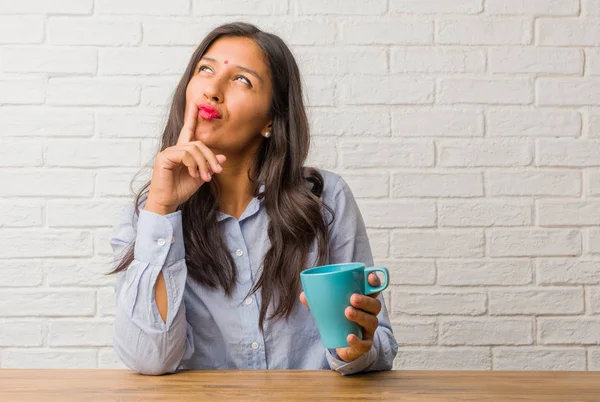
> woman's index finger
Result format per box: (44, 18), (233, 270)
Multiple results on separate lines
(177, 101), (199, 145)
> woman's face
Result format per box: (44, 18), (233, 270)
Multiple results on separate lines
(185, 36), (273, 156)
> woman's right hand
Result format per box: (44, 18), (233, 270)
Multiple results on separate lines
(145, 101), (226, 215)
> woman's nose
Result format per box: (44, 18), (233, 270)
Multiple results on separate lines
(203, 80), (223, 103)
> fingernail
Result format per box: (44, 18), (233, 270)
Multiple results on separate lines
(349, 308), (356, 317)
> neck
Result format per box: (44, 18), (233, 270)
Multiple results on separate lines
(212, 154), (257, 220)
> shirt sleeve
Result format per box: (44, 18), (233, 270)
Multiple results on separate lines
(111, 202), (194, 375)
(323, 175), (399, 375)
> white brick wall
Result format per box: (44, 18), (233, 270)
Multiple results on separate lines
(0, 0), (598, 372)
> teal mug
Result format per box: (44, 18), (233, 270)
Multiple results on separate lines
(300, 262), (389, 349)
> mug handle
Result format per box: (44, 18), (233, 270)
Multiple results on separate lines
(364, 266), (389, 295)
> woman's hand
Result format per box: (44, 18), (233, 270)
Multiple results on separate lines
(145, 101), (227, 215)
(299, 273), (382, 363)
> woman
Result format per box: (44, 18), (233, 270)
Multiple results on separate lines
(110, 22), (397, 376)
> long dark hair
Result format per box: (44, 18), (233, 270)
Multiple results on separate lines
(111, 22), (334, 331)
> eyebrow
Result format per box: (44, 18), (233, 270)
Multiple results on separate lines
(200, 57), (263, 84)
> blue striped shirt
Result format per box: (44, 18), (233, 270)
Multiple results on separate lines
(111, 169), (397, 375)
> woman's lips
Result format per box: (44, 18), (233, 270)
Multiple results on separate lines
(198, 104), (221, 121)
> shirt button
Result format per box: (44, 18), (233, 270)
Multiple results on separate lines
(235, 249), (244, 257)
(251, 342), (259, 350)
(244, 297), (252, 305)
(157, 238), (166, 246)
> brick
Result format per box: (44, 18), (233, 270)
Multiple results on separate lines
(488, 109), (581, 137)
(142, 19), (212, 45)
(1, 349), (96, 369)
(392, 109), (483, 137)
(97, 109), (166, 138)
(391, 230), (485, 258)
(394, 347), (491, 370)
(537, 79), (600, 106)
(141, 79), (178, 107)
(379, 260), (436, 285)
(48, 18), (141, 46)
(538, 140), (600, 167)
(439, 139), (532, 167)
(0, 108), (94, 137)
(341, 141), (434, 168)
(391, 0), (482, 14)
(583, 0), (600, 15)
(0, 0), (93, 14)
(0, 201), (43, 228)
(339, 76), (434, 105)
(391, 319), (437, 346)
(0, 290), (95, 316)
(141, 139), (160, 164)
(46, 140), (139, 167)
(193, 0), (287, 15)
(0, 170), (94, 197)
(45, 258), (117, 287)
(306, 138), (337, 169)
(539, 318), (600, 344)
(437, 18), (531, 45)
(0, 78), (45, 105)
(48, 320), (113, 346)
(247, 18), (336, 46)
(47, 201), (128, 228)
(493, 348), (585, 370)
(98, 348), (126, 368)
(392, 172), (483, 197)
(2, 47), (97, 74)
(588, 49), (600, 76)
(100, 47), (192, 76)
(490, 229), (581, 257)
(439, 78), (533, 105)
(537, 19), (600, 46)
(97, 287), (116, 316)
(0, 230), (92, 258)
(48, 78), (139, 106)
(489, 288), (583, 314)
(0, 16), (44, 44)
(592, 112), (600, 137)
(0, 261), (43, 287)
(538, 201), (600, 226)
(489, 47), (583, 74)
(392, 47), (485, 73)
(489, 170), (581, 196)
(438, 259), (532, 286)
(590, 170), (600, 196)
(440, 318), (532, 345)
(439, 200), (532, 227)
(296, 48), (387, 75)
(304, 76), (335, 107)
(96, 170), (148, 198)
(487, 0), (579, 15)
(538, 259), (600, 285)
(367, 230), (389, 258)
(589, 229), (600, 254)
(357, 201), (435, 228)
(298, 0), (387, 15)
(0, 322), (43, 347)
(393, 290), (486, 315)
(0, 141), (43, 167)
(95, 228), (116, 256)
(308, 108), (390, 137)
(340, 19), (433, 45)
(341, 173), (389, 198)
(97, 0), (189, 15)
(590, 287), (600, 313)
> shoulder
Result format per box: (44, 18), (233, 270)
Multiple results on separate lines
(314, 168), (354, 206)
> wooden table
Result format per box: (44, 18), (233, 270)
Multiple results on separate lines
(1, 369), (600, 401)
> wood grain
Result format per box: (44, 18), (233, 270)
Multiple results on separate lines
(1, 369), (600, 401)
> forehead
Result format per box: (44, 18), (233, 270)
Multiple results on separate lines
(202, 36), (268, 74)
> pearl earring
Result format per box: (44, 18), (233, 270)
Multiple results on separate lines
(264, 131), (271, 138)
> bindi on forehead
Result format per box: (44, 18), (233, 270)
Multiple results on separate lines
(224, 60), (228, 64)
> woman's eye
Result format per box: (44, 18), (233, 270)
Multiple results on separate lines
(198, 65), (212, 73)
(235, 76), (252, 87)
